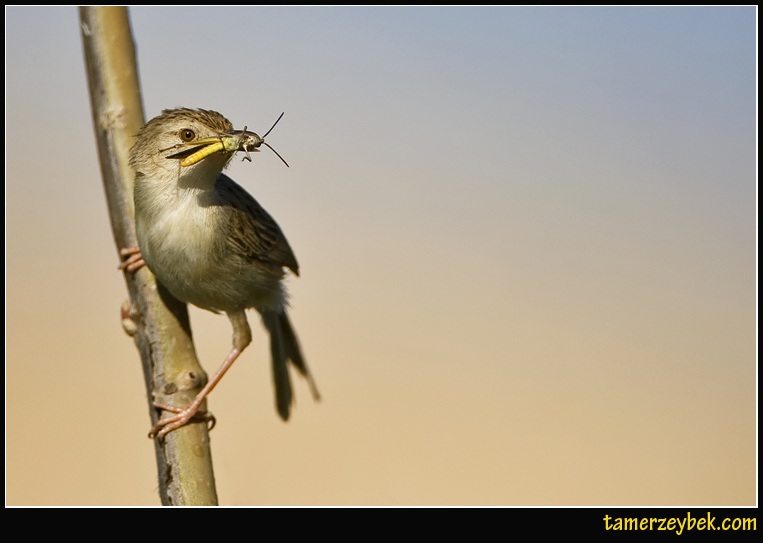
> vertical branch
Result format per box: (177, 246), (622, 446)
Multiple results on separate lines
(79, 6), (218, 505)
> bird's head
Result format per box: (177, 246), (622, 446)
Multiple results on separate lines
(130, 108), (286, 188)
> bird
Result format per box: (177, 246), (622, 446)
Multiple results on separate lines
(120, 107), (319, 438)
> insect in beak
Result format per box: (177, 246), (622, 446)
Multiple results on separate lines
(163, 112), (289, 167)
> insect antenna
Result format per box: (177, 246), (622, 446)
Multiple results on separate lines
(260, 112), (289, 167)
(262, 142), (289, 168)
(262, 112), (285, 138)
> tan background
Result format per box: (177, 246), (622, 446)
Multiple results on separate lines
(6, 6), (757, 506)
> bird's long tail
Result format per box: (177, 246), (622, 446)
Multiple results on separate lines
(262, 309), (320, 420)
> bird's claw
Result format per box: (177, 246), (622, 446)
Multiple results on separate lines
(148, 401), (216, 439)
(118, 246), (146, 273)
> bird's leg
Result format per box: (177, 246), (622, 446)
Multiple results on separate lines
(118, 246), (146, 273)
(149, 311), (252, 439)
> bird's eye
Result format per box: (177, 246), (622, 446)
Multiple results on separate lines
(179, 129), (195, 142)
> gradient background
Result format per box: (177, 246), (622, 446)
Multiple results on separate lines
(5, 6), (757, 506)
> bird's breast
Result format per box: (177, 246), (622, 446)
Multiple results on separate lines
(135, 185), (285, 313)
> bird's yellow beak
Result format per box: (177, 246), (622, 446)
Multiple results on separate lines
(180, 130), (264, 167)
(162, 129), (264, 167)
(162, 112), (289, 168)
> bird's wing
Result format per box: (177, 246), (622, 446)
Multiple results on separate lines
(215, 174), (300, 275)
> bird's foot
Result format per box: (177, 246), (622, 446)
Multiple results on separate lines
(149, 401), (216, 439)
(118, 246), (146, 273)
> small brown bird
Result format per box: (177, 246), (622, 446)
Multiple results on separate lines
(121, 108), (319, 438)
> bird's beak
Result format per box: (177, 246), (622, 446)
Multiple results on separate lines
(164, 129), (264, 167)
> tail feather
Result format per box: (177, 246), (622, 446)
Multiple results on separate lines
(263, 310), (319, 421)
